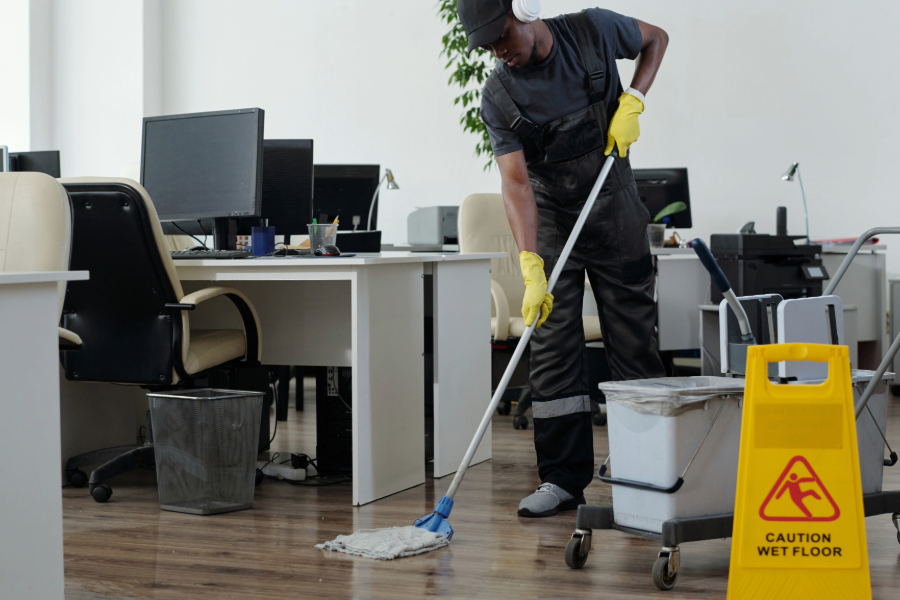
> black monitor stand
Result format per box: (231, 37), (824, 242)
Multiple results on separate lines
(213, 217), (264, 250)
(213, 218), (236, 251)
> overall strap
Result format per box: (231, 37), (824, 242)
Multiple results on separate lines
(485, 72), (541, 142)
(566, 11), (606, 105)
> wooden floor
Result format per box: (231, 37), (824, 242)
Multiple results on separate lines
(63, 380), (900, 599)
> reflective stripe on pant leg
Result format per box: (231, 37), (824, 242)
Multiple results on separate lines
(532, 394), (592, 418)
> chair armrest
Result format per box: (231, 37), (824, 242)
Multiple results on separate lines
(176, 287), (263, 364)
(491, 279), (511, 342)
(59, 327), (83, 351)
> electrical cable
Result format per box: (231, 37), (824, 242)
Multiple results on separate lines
(268, 368), (279, 445)
(260, 452), (280, 473)
(171, 222), (208, 248)
(196, 220), (210, 248)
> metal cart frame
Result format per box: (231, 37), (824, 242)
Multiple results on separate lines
(564, 228), (900, 590)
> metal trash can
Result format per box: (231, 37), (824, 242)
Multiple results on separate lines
(148, 388), (264, 515)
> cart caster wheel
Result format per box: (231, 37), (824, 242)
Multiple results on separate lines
(91, 484), (112, 503)
(652, 555), (678, 590)
(564, 537), (589, 569)
(592, 412), (607, 427)
(67, 469), (88, 488)
(513, 415), (529, 430)
(255, 468), (264, 486)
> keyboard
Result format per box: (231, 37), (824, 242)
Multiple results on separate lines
(170, 249), (251, 260)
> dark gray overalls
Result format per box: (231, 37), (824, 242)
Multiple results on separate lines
(486, 12), (666, 497)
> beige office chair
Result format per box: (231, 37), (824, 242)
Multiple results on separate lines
(457, 193), (602, 342)
(0, 172), (82, 348)
(58, 177), (266, 503)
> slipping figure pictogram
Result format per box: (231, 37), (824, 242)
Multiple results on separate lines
(775, 473), (821, 518)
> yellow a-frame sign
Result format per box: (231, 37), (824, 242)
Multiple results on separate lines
(728, 344), (870, 599)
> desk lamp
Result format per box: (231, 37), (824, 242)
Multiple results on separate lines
(367, 168), (399, 231)
(781, 162), (810, 244)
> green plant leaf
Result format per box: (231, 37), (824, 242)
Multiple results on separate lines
(652, 202), (688, 223)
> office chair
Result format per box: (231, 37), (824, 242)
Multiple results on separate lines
(458, 193), (608, 429)
(0, 172), (82, 349)
(59, 177), (265, 503)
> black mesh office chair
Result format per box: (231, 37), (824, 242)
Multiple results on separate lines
(60, 177), (265, 503)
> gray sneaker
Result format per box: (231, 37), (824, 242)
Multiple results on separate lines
(517, 482), (586, 518)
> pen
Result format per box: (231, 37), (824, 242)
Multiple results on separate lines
(326, 217), (339, 238)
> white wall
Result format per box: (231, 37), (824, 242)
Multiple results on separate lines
(157, 0), (900, 271)
(7, 1), (900, 271)
(159, 0), (499, 246)
(0, 0), (34, 152)
(52, 0), (148, 178)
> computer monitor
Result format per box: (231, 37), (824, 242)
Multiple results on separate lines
(141, 108), (265, 247)
(313, 165), (380, 231)
(261, 140), (314, 241)
(632, 168), (692, 229)
(9, 151), (60, 177)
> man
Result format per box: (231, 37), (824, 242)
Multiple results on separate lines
(457, 0), (669, 517)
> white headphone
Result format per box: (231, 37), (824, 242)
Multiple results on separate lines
(512, 0), (541, 23)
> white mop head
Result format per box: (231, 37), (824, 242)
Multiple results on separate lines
(315, 526), (448, 560)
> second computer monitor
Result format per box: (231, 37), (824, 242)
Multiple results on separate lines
(632, 168), (692, 229)
(9, 151), (61, 177)
(313, 165), (380, 230)
(261, 140), (314, 239)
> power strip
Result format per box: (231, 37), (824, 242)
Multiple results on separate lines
(256, 461), (308, 481)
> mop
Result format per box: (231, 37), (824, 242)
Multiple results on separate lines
(316, 152), (618, 559)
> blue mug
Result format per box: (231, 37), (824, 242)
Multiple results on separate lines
(251, 226), (276, 257)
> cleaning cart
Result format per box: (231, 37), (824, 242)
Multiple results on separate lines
(563, 230), (900, 591)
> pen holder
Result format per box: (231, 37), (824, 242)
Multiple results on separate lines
(308, 224), (339, 254)
(251, 226), (275, 257)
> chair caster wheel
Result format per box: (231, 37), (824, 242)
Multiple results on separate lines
(652, 555), (678, 590)
(255, 468), (264, 486)
(67, 469), (88, 488)
(564, 536), (589, 569)
(513, 415), (529, 430)
(91, 484), (112, 503)
(497, 401), (511, 415)
(592, 412), (607, 427)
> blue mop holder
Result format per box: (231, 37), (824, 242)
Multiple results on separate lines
(413, 496), (454, 540)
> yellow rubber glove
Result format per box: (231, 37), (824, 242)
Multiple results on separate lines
(604, 91), (644, 158)
(520, 251), (554, 329)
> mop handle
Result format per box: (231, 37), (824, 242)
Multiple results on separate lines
(444, 153), (617, 501)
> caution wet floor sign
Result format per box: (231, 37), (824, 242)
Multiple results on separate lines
(728, 344), (869, 599)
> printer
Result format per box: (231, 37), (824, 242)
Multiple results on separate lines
(709, 234), (828, 303)
(407, 206), (458, 246)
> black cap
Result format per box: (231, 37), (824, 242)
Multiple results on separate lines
(458, 0), (511, 53)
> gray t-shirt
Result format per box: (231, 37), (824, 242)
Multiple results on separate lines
(481, 9), (642, 158)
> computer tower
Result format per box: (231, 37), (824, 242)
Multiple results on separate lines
(261, 140), (314, 242)
(201, 363), (273, 453)
(315, 367), (353, 473)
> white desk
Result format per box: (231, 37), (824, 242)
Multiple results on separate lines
(1, 271), (88, 600)
(174, 251), (503, 505)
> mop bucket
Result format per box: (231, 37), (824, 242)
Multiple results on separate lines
(600, 377), (745, 533)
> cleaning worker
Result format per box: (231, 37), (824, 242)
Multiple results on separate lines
(457, 0), (669, 517)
